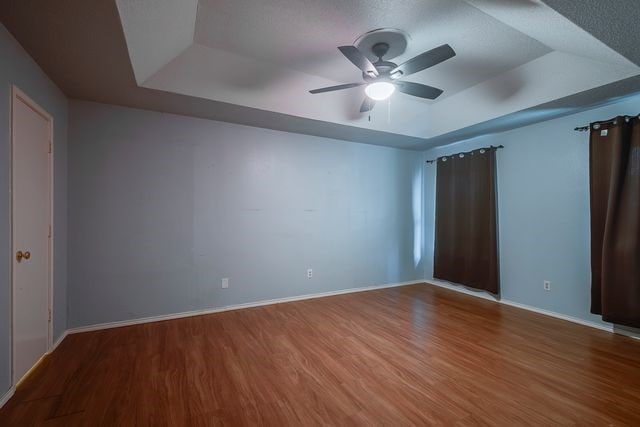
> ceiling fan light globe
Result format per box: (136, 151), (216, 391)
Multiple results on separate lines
(365, 82), (395, 101)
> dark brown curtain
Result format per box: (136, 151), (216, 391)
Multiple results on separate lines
(434, 148), (499, 294)
(590, 116), (640, 328)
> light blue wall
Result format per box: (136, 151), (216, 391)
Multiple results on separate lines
(0, 23), (68, 395)
(424, 93), (640, 326)
(68, 101), (424, 327)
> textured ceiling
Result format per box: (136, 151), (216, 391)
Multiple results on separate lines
(117, 0), (198, 83)
(119, 0), (639, 139)
(415, 74), (640, 150)
(193, 0), (550, 97)
(0, 0), (426, 148)
(1, 0), (639, 150)
(541, 0), (640, 66)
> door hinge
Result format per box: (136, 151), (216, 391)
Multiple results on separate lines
(48, 309), (52, 322)
(48, 225), (52, 238)
(48, 141), (52, 153)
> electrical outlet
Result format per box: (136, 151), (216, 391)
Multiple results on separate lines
(221, 278), (229, 289)
(543, 280), (551, 291)
(307, 269), (313, 279)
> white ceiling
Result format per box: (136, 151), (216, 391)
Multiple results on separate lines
(116, 0), (639, 142)
(193, 0), (551, 97)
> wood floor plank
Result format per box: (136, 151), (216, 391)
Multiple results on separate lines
(1, 283), (639, 426)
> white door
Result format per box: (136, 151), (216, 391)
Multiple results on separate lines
(12, 87), (52, 384)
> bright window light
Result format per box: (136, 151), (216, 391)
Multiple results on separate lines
(365, 82), (395, 101)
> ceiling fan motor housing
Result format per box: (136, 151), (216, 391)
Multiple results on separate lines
(371, 42), (390, 59)
(363, 60), (398, 82)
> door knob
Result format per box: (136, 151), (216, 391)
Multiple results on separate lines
(16, 251), (31, 262)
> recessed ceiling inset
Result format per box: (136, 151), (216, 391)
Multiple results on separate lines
(115, 0), (639, 141)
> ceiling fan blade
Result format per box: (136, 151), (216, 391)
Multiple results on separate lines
(390, 44), (455, 78)
(360, 97), (375, 113)
(394, 81), (444, 100)
(338, 46), (379, 77)
(309, 82), (364, 94)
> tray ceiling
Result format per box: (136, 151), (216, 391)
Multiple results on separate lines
(1, 0), (639, 149)
(116, 0), (638, 140)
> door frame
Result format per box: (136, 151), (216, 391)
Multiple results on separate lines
(10, 85), (55, 385)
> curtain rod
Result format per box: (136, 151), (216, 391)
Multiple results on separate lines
(574, 114), (640, 132)
(425, 145), (504, 164)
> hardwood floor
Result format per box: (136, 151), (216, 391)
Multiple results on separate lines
(1, 283), (639, 426)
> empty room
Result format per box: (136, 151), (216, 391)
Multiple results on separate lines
(1, 0), (640, 425)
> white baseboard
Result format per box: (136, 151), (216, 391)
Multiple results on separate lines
(499, 299), (613, 333)
(67, 280), (425, 335)
(613, 325), (640, 340)
(0, 331), (69, 410)
(425, 280), (614, 333)
(26, 277), (635, 372)
(426, 279), (500, 302)
(3, 277), (633, 411)
(0, 387), (15, 410)
(2, 277), (629, 413)
(50, 330), (68, 353)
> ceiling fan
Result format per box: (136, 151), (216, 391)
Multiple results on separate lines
(309, 42), (456, 112)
